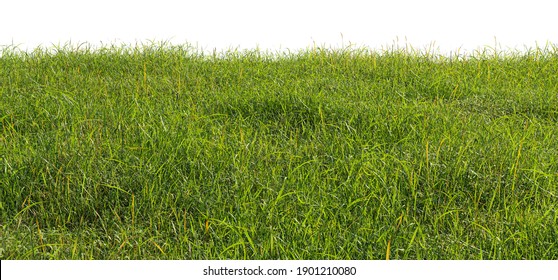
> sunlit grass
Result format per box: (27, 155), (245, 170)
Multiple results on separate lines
(1, 42), (557, 259)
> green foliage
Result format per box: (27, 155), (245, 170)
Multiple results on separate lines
(1, 43), (557, 259)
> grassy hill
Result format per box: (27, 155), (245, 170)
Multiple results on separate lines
(1, 43), (557, 259)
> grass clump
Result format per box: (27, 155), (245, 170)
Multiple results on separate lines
(1, 43), (558, 259)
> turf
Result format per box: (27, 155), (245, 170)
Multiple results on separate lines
(1, 43), (557, 259)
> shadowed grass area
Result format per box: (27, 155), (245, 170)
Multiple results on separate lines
(1, 43), (557, 259)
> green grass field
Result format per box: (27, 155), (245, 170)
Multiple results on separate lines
(1, 43), (557, 259)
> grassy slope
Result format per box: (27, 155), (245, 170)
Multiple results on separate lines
(1, 44), (557, 259)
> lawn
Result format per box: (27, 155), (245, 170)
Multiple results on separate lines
(1, 43), (557, 259)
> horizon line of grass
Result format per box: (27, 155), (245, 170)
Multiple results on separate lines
(2, 40), (558, 61)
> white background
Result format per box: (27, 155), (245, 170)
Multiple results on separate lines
(2, 0), (557, 54)
(2, 260), (558, 280)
